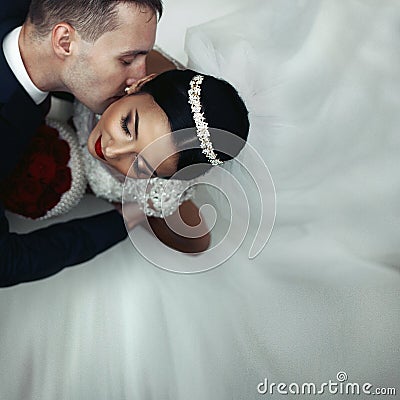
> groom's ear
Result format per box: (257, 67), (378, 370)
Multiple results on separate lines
(52, 23), (75, 59)
(125, 74), (157, 95)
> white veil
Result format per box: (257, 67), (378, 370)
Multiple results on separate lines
(184, 0), (400, 270)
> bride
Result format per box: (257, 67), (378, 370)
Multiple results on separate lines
(0, 1), (399, 399)
(74, 68), (250, 254)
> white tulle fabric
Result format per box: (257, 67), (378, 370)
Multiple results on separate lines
(185, 0), (400, 267)
(73, 101), (195, 217)
(0, 1), (399, 399)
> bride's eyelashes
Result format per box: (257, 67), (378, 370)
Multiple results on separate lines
(120, 115), (132, 137)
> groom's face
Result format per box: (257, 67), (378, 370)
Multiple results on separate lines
(64, 3), (157, 114)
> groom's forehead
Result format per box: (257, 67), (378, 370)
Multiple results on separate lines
(91, 5), (157, 50)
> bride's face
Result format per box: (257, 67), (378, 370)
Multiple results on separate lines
(87, 93), (177, 178)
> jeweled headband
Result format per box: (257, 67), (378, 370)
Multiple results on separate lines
(188, 75), (223, 166)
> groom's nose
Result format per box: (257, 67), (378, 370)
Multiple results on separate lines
(125, 59), (147, 87)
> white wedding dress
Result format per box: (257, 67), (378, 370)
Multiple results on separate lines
(1, 1), (399, 399)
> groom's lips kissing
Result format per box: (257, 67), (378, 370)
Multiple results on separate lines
(95, 135), (106, 160)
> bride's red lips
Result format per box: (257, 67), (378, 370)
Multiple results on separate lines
(95, 135), (106, 160)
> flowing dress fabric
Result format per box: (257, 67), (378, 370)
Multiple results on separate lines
(1, 1), (399, 399)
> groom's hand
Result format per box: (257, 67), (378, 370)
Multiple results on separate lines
(113, 202), (146, 231)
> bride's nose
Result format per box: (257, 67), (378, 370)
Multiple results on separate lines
(103, 138), (135, 159)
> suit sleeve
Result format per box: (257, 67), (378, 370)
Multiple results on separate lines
(0, 87), (128, 288)
(0, 205), (127, 287)
(0, 0), (31, 24)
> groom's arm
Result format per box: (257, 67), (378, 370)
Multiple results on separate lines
(0, 205), (127, 287)
(146, 200), (211, 254)
(0, 87), (128, 288)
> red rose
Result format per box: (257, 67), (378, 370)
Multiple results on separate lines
(38, 187), (61, 213)
(30, 136), (50, 154)
(15, 177), (44, 204)
(0, 122), (74, 219)
(52, 139), (70, 165)
(36, 124), (59, 140)
(1, 177), (44, 215)
(1, 179), (48, 219)
(52, 167), (72, 194)
(22, 202), (47, 219)
(1, 189), (24, 213)
(28, 153), (57, 184)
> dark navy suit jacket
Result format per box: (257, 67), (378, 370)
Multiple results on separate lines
(0, 0), (30, 25)
(0, 6), (128, 287)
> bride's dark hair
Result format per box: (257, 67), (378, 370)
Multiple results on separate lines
(140, 69), (249, 179)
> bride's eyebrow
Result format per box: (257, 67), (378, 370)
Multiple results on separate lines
(133, 109), (158, 177)
(134, 109), (139, 140)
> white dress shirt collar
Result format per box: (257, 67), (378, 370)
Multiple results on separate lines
(2, 26), (48, 105)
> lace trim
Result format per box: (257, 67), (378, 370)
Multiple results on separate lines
(39, 118), (87, 220)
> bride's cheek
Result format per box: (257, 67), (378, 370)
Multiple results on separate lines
(86, 136), (93, 153)
(88, 137), (96, 156)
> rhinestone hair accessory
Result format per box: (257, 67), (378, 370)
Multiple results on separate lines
(188, 75), (223, 166)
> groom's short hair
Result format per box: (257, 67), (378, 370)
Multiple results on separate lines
(28, 0), (163, 42)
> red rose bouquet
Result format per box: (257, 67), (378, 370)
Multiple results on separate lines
(0, 119), (87, 219)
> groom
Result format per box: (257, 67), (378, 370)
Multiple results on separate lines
(0, 0), (162, 287)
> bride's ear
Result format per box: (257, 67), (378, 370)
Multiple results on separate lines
(125, 74), (157, 95)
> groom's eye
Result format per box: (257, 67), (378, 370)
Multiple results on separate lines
(120, 58), (134, 66)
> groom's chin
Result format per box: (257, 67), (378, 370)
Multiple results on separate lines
(90, 102), (109, 115)
(80, 98), (110, 115)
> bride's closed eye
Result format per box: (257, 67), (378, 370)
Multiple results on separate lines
(120, 109), (138, 140)
(120, 115), (131, 137)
